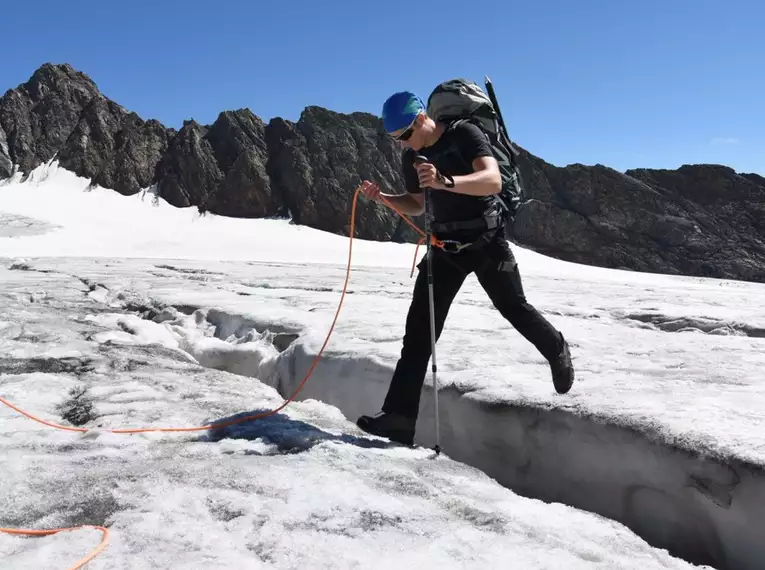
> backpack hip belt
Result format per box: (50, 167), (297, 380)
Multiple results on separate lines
(433, 204), (504, 254)
(431, 208), (503, 235)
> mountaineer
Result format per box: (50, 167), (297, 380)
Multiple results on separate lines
(356, 85), (574, 446)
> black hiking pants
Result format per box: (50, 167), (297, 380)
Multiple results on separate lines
(382, 230), (563, 420)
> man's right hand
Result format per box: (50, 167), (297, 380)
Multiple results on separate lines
(359, 180), (424, 216)
(360, 180), (382, 202)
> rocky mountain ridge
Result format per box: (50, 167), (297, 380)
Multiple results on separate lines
(2, 63), (764, 282)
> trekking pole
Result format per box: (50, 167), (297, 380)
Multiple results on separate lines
(415, 155), (441, 456)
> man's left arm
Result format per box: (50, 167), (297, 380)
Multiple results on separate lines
(414, 125), (501, 196)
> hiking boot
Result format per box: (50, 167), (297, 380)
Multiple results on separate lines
(550, 334), (574, 394)
(356, 411), (416, 446)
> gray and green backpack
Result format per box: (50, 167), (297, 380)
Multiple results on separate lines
(426, 77), (525, 219)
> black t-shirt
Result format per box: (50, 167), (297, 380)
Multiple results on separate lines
(402, 121), (497, 235)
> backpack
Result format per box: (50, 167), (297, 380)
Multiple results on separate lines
(426, 78), (525, 220)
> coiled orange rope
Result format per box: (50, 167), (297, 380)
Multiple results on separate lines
(0, 185), (438, 568)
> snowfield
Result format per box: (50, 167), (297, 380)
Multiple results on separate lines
(1, 162), (763, 569)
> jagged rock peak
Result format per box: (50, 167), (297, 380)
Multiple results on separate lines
(13, 62), (100, 102)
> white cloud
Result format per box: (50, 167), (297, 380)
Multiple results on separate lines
(709, 136), (740, 145)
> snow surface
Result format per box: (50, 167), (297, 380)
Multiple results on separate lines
(0, 266), (705, 570)
(2, 161), (763, 569)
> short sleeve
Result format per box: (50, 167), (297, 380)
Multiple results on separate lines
(456, 121), (494, 164)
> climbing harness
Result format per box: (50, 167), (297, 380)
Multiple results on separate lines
(0, 182), (447, 568)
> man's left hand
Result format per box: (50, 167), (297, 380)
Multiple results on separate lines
(415, 162), (448, 190)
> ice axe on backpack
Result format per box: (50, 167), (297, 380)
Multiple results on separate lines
(484, 75), (520, 159)
(414, 153), (442, 457)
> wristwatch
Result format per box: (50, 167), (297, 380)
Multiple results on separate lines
(438, 171), (455, 188)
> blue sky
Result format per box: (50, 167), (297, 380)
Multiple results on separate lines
(2, 0), (762, 175)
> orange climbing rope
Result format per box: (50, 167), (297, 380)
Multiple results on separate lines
(0, 526), (109, 570)
(0, 184), (440, 568)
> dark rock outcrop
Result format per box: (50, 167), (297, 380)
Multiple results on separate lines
(509, 154), (765, 281)
(0, 64), (101, 173)
(91, 115), (170, 196)
(266, 107), (421, 241)
(0, 63), (171, 197)
(203, 109), (275, 218)
(0, 124), (11, 178)
(629, 166), (765, 280)
(153, 110), (280, 217)
(57, 96), (124, 183)
(57, 95), (171, 197)
(1, 63), (764, 282)
(155, 120), (222, 208)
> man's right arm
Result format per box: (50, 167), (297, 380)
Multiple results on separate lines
(359, 179), (425, 216)
(379, 192), (425, 216)
(359, 149), (425, 216)
(381, 148), (425, 215)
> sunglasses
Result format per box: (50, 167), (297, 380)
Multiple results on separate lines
(390, 113), (421, 141)
(392, 124), (415, 141)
